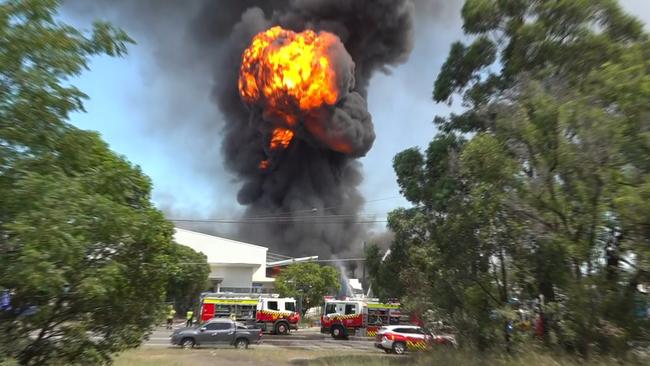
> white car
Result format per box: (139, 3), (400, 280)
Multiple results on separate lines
(374, 325), (456, 355)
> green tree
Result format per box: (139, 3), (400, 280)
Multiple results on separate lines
(166, 244), (210, 314)
(375, 0), (649, 355)
(364, 243), (403, 301)
(0, 0), (177, 364)
(274, 263), (340, 314)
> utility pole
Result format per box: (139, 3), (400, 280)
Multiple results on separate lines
(362, 242), (366, 292)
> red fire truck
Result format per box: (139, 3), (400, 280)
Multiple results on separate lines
(320, 298), (406, 339)
(366, 302), (403, 336)
(198, 293), (300, 335)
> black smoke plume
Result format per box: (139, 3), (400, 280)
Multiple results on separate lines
(63, 0), (416, 258)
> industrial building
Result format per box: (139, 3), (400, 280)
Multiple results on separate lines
(173, 228), (277, 294)
(168, 224), (386, 325)
(173, 228), (320, 294)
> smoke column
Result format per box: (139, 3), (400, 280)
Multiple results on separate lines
(64, 0), (416, 257)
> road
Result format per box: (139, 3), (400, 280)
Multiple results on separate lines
(144, 323), (377, 352)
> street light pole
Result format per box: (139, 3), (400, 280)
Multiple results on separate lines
(362, 241), (366, 291)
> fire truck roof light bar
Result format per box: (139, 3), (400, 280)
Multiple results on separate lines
(200, 292), (281, 299)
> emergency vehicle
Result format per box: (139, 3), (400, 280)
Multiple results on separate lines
(320, 298), (407, 339)
(374, 325), (456, 354)
(198, 293), (300, 335)
(366, 302), (402, 336)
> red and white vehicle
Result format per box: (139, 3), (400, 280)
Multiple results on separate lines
(366, 302), (403, 337)
(320, 299), (367, 339)
(199, 293), (300, 335)
(320, 299), (407, 339)
(374, 325), (457, 355)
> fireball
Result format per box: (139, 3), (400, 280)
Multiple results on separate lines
(238, 26), (355, 170)
(239, 26), (341, 121)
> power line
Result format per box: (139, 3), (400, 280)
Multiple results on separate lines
(169, 218), (387, 224)
(169, 212), (390, 224)
(167, 195), (403, 224)
(169, 196), (401, 222)
(312, 258), (365, 262)
(244, 196), (401, 219)
(176, 257), (366, 265)
(187, 212), (385, 220)
(267, 252), (293, 259)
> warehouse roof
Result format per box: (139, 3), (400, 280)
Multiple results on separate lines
(173, 228), (268, 265)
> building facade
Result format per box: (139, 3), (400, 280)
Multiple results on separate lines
(173, 228), (276, 294)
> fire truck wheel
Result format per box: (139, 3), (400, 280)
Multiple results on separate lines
(392, 341), (406, 355)
(330, 325), (345, 339)
(275, 322), (289, 335)
(180, 338), (195, 349)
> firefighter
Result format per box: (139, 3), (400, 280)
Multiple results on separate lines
(166, 305), (176, 330)
(185, 309), (194, 327)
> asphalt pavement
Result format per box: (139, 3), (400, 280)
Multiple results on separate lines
(145, 322), (377, 352)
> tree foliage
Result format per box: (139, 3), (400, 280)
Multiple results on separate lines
(0, 1), (178, 364)
(165, 244), (210, 314)
(370, 0), (650, 355)
(274, 263), (340, 314)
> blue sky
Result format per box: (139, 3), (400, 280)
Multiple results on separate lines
(64, 1), (649, 236)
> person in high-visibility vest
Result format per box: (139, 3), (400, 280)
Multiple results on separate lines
(186, 310), (194, 327)
(166, 306), (176, 330)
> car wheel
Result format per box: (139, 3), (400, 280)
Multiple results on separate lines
(384, 349), (393, 354)
(275, 322), (288, 335)
(392, 341), (406, 355)
(180, 338), (195, 349)
(234, 338), (249, 349)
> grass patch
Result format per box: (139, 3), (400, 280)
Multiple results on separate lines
(113, 347), (372, 366)
(298, 355), (401, 366)
(301, 349), (648, 366)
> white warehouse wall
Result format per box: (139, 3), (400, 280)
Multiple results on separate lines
(173, 228), (275, 292)
(211, 265), (257, 288)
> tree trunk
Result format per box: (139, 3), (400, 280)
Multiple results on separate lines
(499, 246), (508, 303)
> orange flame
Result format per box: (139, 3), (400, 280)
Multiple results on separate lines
(258, 128), (294, 170)
(238, 26), (340, 125)
(270, 128), (294, 150)
(240, 26), (340, 170)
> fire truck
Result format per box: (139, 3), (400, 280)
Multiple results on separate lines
(198, 293), (300, 335)
(320, 298), (406, 339)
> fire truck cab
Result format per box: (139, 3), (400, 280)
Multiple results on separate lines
(320, 300), (367, 339)
(199, 293), (300, 335)
(255, 297), (300, 335)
